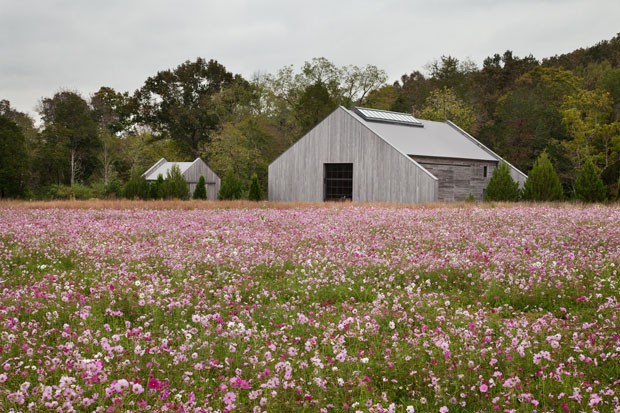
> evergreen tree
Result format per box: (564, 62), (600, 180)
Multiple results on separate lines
(574, 158), (607, 202)
(163, 164), (189, 200)
(193, 175), (207, 199)
(123, 171), (150, 199)
(522, 151), (564, 201)
(218, 171), (243, 200)
(248, 173), (262, 201)
(485, 163), (520, 201)
(151, 174), (165, 199)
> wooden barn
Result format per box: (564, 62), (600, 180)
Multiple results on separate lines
(268, 107), (526, 203)
(143, 158), (221, 199)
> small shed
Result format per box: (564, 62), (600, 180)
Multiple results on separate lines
(143, 158), (221, 199)
(268, 107), (526, 203)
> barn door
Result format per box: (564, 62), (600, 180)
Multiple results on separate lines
(324, 163), (353, 201)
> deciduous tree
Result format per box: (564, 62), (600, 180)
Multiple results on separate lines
(0, 117), (28, 198)
(37, 91), (100, 187)
(418, 87), (476, 132)
(134, 58), (243, 157)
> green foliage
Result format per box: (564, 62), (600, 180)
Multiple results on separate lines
(47, 183), (95, 200)
(150, 174), (165, 199)
(0, 117), (28, 198)
(294, 81), (338, 134)
(134, 58), (241, 158)
(561, 89), (618, 171)
(574, 158), (607, 202)
(390, 71), (432, 113)
(218, 171), (243, 200)
(123, 171), (150, 200)
(485, 163), (520, 202)
(484, 67), (580, 175)
(193, 175), (207, 199)
(522, 151), (564, 201)
(37, 90), (101, 186)
(91, 86), (136, 135)
(418, 87), (476, 131)
(163, 164), (189, 200)
(248, 173), (262, 201)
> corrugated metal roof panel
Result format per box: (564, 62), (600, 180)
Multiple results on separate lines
(348, 109), (497, 162)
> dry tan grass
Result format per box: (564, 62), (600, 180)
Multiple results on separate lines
(0, 199), (536, 210)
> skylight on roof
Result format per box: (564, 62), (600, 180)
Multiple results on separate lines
(354, 107), (423, 127)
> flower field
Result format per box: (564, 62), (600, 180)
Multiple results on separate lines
(0, 205), (619, 412)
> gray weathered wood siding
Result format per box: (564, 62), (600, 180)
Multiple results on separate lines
(268, 108), (438, 203)
(446, 121), (527, 188)
(184, 160), (221, 200)
(411, 156), (498, 201)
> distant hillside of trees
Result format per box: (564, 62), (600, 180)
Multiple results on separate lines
(1, 35), (619, 200)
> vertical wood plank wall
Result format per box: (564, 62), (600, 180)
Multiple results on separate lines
(411, 156), (498, 201)
(268, 108), (438, 203)
(184, 160), (221, 200)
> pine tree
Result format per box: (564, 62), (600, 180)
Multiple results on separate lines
(522, 151), (564, 201)
(218, 171), (243, 200)
(193, 175), (207, 199)
(248, 173), (262, 201)
(123, 171), (150, 200)
(164, 164), (189, 200)
(150, 174), (165, 199)
(485, 163), (520, 202)
(574, 158), (607, 202)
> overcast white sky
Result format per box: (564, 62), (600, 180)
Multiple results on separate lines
(1, 0), (619, 119)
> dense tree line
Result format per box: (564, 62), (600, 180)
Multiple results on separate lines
(1, 35), (619, 200)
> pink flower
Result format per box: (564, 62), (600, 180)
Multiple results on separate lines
(132, 383), (144, 394)
(223, 391), (236, 405)
(480, 383), (488, 393)
(147, 379), (161, 390)
(589, 393), (602, 407)
(440, 406), (449, 413)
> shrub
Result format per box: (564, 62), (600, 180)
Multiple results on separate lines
(522, 151), (563, 201)
(248, 173), (262, 201)
(123, 172), (150, 200)
(193, 175), (207, 199)
(218, 171), (243, 200)
(485, 163), (519, 202)
(163, 165), (189, 200)
(48, 183), (95, 200)
(575, 158), (607, 203)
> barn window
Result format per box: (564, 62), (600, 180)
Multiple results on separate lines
(324, 163), (353, 201)
(483, 165), (488, 178)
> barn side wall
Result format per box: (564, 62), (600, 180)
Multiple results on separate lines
(268, 108), (438, 203)
(184, 160), (221, 200)
(411, 156), (498, 201)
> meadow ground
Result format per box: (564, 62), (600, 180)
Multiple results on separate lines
(0, 202), (618, 412)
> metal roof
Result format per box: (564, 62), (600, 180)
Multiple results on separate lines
(348, 108), (497, 162)
(144, 161), (194, 181)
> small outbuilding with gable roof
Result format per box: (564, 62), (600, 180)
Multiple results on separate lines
(143, 158), (221, 199)
(268, 107), (526, 203)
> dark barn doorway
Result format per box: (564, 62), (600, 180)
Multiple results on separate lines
(324, 163), (353, 201)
